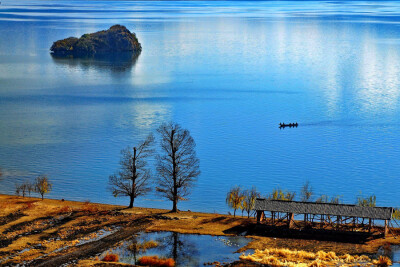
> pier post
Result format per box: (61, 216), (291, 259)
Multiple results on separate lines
(288, 213), (294, 229)
(337, 216), (341, 230)
(304, 214), (308, 227)
(369, 218), (372, 232)
(320, 215), (323, 228)
(256, 211), (264, 224)
(384, 220), (388, 237)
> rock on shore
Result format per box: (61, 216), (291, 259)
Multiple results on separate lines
(50, 25), (142, 56)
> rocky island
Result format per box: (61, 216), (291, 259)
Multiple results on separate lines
(50, 25), (142, 56)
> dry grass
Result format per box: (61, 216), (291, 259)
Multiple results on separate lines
(239, 247), (388, 267)
(81, 202), (99, 214)
(0, 194), (398, 267)
(373, 256), (392, 267)
(138, 255), (175, 267)
(56, 205), (73, 214)
(24, 201), (35, 210)
(128, 240), (159, 252)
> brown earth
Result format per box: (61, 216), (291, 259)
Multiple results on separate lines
(0, 194), (399, 266)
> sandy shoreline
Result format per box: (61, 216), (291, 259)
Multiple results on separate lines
(1, 194), (399, 266)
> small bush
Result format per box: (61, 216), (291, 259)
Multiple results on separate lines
(102, 253), (119, 262)
(138, 255), (175, 267)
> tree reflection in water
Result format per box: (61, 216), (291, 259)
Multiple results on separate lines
(124, 232), (199, 266)
(105, 231), (249, 266)
(155, 232), (199, 266)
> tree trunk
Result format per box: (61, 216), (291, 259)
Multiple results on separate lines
(129, 147), (137, 209)
(233, 209), (236, 217)
(172, 196), (177, 212)
(128, 196), (134, 208)
(171, 130), (178, 213)
(41, 194), (44, 200)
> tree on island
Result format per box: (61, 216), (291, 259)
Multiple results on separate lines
(109, 134), (154, 208)
(35, 175), (52, 200)
(156, 122), (200, 212)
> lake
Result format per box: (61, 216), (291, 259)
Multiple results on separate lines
(1, 0), (400, 213)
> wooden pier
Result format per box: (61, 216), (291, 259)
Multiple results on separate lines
(255, 198), (393, 237)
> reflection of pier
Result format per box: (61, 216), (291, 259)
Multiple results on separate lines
(255, 199), (393, 237)
(279, 122), (298, 129)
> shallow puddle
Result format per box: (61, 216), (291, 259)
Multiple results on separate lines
(384, 245), (400, 266)
(100, 231), (251, 266)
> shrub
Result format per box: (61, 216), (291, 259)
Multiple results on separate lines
(102, 253), (119, 262)
(138, 256), (175, 267)
(373, 256), (392, 267)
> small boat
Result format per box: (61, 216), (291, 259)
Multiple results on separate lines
(279, 122), (298, 128)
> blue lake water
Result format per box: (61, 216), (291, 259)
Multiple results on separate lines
(1, 0), (400, 213)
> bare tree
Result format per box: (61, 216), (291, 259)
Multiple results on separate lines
(15, 183), (21, 196)
(35, 175), (52, 200)
(243, 187), (260, 218)
(109, 134), (154, 208)
(156, 122), (200, 212)
(26, 182), (34, 197)
(300, 181), (313, 202)
(15, 181), (34, 198)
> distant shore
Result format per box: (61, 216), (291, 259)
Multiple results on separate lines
(1, 194), (400, 266)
